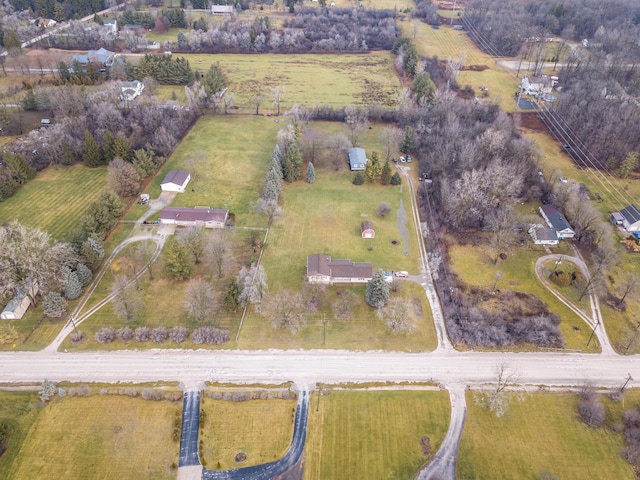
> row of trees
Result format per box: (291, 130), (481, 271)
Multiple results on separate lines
(93, 325), (229, 345)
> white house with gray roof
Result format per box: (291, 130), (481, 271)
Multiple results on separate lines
(1, 279), (38, 320)
(348, 148), (367, 171)
(618, 204), (640, 232)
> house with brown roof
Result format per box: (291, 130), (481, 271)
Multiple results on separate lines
(361, 221), (375, 239)
(160, 169), (191, 192)
(306, 254), (373, 285)
(158, 207), (228, 228)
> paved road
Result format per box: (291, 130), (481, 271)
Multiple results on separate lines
(415, 385), (466, 480)
(0, 349), (637, 389)
(201, 390), (309, 479)
(179, 391), (202, 467)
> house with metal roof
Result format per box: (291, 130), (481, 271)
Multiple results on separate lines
(1, 279), (38, 320)
(348, 148), (368, 171)
(539, 205), (575, 239)
(160, 169), (191, 192)
(306, 254), (373, 284)
(158, 207), (228, 228)
(618, 205), (640, 232)
(528, 225), (559, 245)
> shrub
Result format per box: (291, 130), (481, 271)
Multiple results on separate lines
(352, 172), (364, 185)
(141, 388), (164, 400)
(376, 201), (392, 217)
(192, 326), (230, 345)
(39, 380), (57, 402)
(134, 326), (151, 342)
(0, 324), (20, 345)
(42, 292), (67, 318)
(75, 263), (93, 287)
(116, 326), (133, 341)
(550, 270), (572, 287)
(94, 327), (116, 344)
(578, 387), (605, 427)
(70, 330), (86, 343)
(390, 172), (402, 185)
(150, 326), (169, 344)
(169, 326), (189, 343)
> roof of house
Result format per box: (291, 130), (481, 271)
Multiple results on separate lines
(307, 254), (372, 279)
(103, 19), (117, 24)
(361, 221), (374, 232)
(540, 204), (572, 231)
(620, 204), (640, 224)
(348, 148), (367, 168)
(531, 225), (558, 242)
(158, 207), (228, 224)
(611, 212), (625, 221)
(120, 80), (142, 89)
(2, 278), (34, 314)
(161, 169), (190, 186)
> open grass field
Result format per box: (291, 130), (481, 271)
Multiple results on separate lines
(199, 397), (296, 469)
(0, 390), (40, 475)
(164, 52), (400, 109)
(0, 164), (107, 240)
(5, 395), (178, 480)
(458, 391), (635, 480)
(448, 240), (600, 352)
(145, 115), (281, 226)
(405, 20), (521, 112)
(304, 390), (450, 480)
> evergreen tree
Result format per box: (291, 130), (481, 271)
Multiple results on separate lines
(364, 151), (382, 182)
(306, 162), (316, 183)
(283, 143), (303, 182)
(80, 237), (105, 270)
(202, 63), (228, 101)
(390, 172), (402, 185)
(132, 148), (157, 178)
(400, 127), (414, 154)
(619, 151), (639, 179)
(62, 267), (83, 300)
(164, 241), (194, 280)
(262, 168), (282, 202)
(380, 160), (392, 185)
(61, 142), (76, 166)
(20, 89), (38, 111)
(353, 172), (364, 185)
(4, 152), (36, 184)
(224, 278), (242, 311)
(103, 131), (116, 163)
(269, 145), (284, 178)
(83, 130), (102, 167)
(43, 292), (67, 318)
(75, 263), (93, 287)
(113, 135), (133, 162)
(365, 270), (390, 309)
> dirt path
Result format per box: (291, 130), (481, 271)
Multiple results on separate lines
(396, 193), (410, 256)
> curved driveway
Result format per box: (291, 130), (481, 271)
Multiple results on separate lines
(201, 390), (309, 480)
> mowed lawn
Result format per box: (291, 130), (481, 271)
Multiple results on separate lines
(304, 390), (450, 480)
(448, 241), (599, 352)
(5, 396), (178, 480)
(146, 115), (281, 226)
(0, 164), (107, 240)
(0, 391), (40, 475)
(199, 397), (296, 470)
(159, 52), (400, 109)
(458, 392), (635, 480)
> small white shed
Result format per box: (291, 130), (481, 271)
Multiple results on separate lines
(160, 170), (191, 193)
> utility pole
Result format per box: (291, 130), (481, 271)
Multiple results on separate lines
(621, 373), (633, 393)
(552, 255), (563, 273)
(586, 319), (600, 348)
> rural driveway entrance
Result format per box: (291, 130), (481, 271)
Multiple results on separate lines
(179, 390), (202, 468)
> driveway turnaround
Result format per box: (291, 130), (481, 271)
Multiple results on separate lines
(202, 390), (309, 480)
(180, 391), (202, 468)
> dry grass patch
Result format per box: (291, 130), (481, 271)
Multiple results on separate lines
(6, 396), (178, 480)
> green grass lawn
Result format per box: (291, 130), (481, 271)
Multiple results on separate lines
(170, 52), (400, 110)
(448, 240), (599, 352)
(458, 391), (635, 480)
(5, 395), (178, 480)
(199, 396), (296, 470)
(304, 390), (450, 480)
(0, 164), (107, 240)
(0, 390), (41, 475)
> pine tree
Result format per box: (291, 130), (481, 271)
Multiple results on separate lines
(75, 263), (93, 287)
(390, 172), (402, 185)
(364, 151), (382, 182)
(224, 278), (242, 311)
(164, 241), (194, 280)
(262, 168), (282, 202)
(380, 160), (392, 185)
(283, 143), (303, 182)
(365, 270), (390, 308)
(619, 151), (639, 179)
(400, 127), (414, 154)
(43, 292), (67, 318)
(113, 135), (133, 162)
(61, 142), (76, 166)
(103, 131), (116, 163)
(62, 267), (83, 300)
(272, 144), (285, 173)
(306, 162), (316, 183)
(353, 172), (364, 185)
(4, 152), (35, 184)
(83, 130), (102, 167)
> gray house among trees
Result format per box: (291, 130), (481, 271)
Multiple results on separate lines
(1, 278), (38, 320)
(348, 148), (368, 171)
(539, 205), (575, 239)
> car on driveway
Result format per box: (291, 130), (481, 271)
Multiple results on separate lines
(400, 156), (406, 163)
(406, 155), (412, 163)
(394, 271), (409, 277)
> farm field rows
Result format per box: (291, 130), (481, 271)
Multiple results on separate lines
(304, 390), (450, 480)
(458, 391), (636, 479)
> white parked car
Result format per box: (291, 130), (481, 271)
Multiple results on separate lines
(394, 271), (409, 277)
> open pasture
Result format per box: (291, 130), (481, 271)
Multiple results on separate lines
(458, 391), (635, 479)
(304, 390), (450, 480)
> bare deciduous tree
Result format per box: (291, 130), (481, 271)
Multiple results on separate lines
(111, 275), (142, 322)
(255, 198), (284, 226)
(271, 86), (286, 115)
(204, 230), (228, 279)
(175, 226), (207, 264)
(378, 298), (417, 334)
(183, 278), (216, 324)
(344, 104), (369, 147)
(262, 290), (307, 334)
(332, 290), (358, 322)
(474, 363), (519, 417)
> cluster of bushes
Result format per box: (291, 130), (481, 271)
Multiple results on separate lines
(59, 383), (183, 401)
(93, 325), (229, 345)
(203, 390), (297, 401)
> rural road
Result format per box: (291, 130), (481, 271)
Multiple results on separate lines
(201, 390), (309, 480)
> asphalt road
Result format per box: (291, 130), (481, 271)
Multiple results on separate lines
(1, 350), (638, 389)
(179, 391), (202, 468)
(201, 390), (308, 480)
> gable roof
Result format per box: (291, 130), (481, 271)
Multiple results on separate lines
(306, 254), (372, 279)
(619, 204), (640, 224)
(348, 148), (367, 169)
(161, 169), (190, 187)
(361, 221), (374, 232)
(2, 278), (35, 315)
(540, 204), (572, 232)
(530, 225), (558, 242)
(158, 207), (227, 224)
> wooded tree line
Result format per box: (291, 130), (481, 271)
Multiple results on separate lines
(8, 0), (107, 23)
(464, 0), (640, 56)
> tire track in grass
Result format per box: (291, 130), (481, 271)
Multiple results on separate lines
(397, 191), (410, 256)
